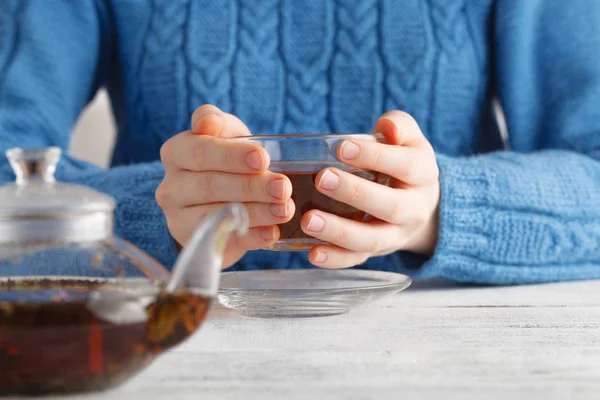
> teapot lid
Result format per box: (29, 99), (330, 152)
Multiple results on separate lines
(0, 147), (115, 244)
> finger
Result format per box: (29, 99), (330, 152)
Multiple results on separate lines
(191, 104), (224, 134)
(160, 132), (269, 173)
(191, 104), (251, 138)
(156, 171), (292, 208)
(168, 206), (282, 247)
(307, 244), (370, 269)
(374, 110), (431, 150)
(222, 225), (280, 268)
(337, 139), (438, 184)
(235, 200), (296, 228)
(301, 210), (403, 254)
(167, 207), (280, 267)
(228, 225), (279, 252)
(314, 168), (426, 225)
(174, 201), (295, 229)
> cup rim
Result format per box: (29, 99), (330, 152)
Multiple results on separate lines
(230, 133), (383, 141)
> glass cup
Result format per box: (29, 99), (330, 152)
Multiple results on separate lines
(233, 134), (390, 251)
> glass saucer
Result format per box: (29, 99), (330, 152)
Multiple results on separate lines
(217, 269), (411, 318)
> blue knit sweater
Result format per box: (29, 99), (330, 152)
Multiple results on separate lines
(0, 0), (599, 284)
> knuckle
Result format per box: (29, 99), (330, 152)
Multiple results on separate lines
(387, 200), (403, 225)
(381, 110), (423, 144)
(221, 147), (235, 168)
(415, 209), (430, 225)
(401, 111), (419, 129)
(381, 110), (407, 123)
(191, 104), (224, 133)
(241, 174), (253, 196)
(351, 181), (364, 202)
(372, 147), (384, 169)
(191, 141), (206, 169)
(160, 140), (172, 164)
(402, 152), (419, 179)
(193, 104), (220, 120)
(332, 225), (348, 246)
(243, 204), (258, 225)
(197, 172), (214, 196)
(368, 239), (383, 254)
(386, 110), (418, 128)
(155, 183), (173, 208)
(197, 104), (219, 113)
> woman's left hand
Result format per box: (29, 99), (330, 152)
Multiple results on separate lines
(302, 111), (441, 268)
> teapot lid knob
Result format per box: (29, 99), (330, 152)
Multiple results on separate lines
(6, 147), (61, 185)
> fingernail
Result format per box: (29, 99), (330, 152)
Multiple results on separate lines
(318, 170), (340, 191)
(269, 203), (288, 218)
(260, 226), (275, 241)
(340, 141), (360, 160)
(246, 150), (264, 170)
(306, 214), (325, 232)
(313, 251), (327, 263)
(267, 178), (287, 199)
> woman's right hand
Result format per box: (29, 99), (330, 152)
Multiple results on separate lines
(156, 105), (294, 268)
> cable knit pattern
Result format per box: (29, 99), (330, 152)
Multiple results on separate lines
(186, 0), (237, 113)
(330, 0), (383, 133)
(381, 0), (433, 127)
(429, 0), (482, 154)
(282, 0), (334, 133)
(0, 0), (599, 284)
(139, 0), (189, 135)
(0, 0), (18, 84)
(464, 0), (494, 72)
(232, 0), (284, 133)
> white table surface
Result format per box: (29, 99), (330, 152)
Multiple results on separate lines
(20, 279), (600, 400)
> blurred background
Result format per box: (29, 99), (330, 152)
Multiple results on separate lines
(71, 89), (115, 168)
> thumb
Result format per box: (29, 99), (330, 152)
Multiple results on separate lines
(190, 104), (251, 138)
(373, 110), (430, 150)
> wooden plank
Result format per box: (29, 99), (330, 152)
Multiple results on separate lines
(386, 279), (600, 308)
(19, 281), (600, 400)
(42, 385), (600, 400)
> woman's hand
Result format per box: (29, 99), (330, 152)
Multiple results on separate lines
(302, 111), (441, 268)
(156, 105), (294, 268)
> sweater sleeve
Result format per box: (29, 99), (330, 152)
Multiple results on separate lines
(0, 1), (178, 268)
(391, 0), (600, 284)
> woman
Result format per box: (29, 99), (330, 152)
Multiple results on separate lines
(0, 0), (598, 284)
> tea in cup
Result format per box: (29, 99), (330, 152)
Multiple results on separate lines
(233, 134), (389, 251)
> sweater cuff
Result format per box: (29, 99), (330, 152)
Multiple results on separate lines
(435, 154), (491, 257)
(425, 153), (586, 284)
(424, 154), (496, 283)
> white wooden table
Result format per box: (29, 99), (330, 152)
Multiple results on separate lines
(33, 279), (600, 400)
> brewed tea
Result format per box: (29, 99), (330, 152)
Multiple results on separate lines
(0, 277), (210, 395)
(273, 166), (383, 251)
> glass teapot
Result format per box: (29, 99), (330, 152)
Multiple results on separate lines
(0, 148), (249, 396)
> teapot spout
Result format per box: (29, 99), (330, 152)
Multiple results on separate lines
(166, 203), (249, 295)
